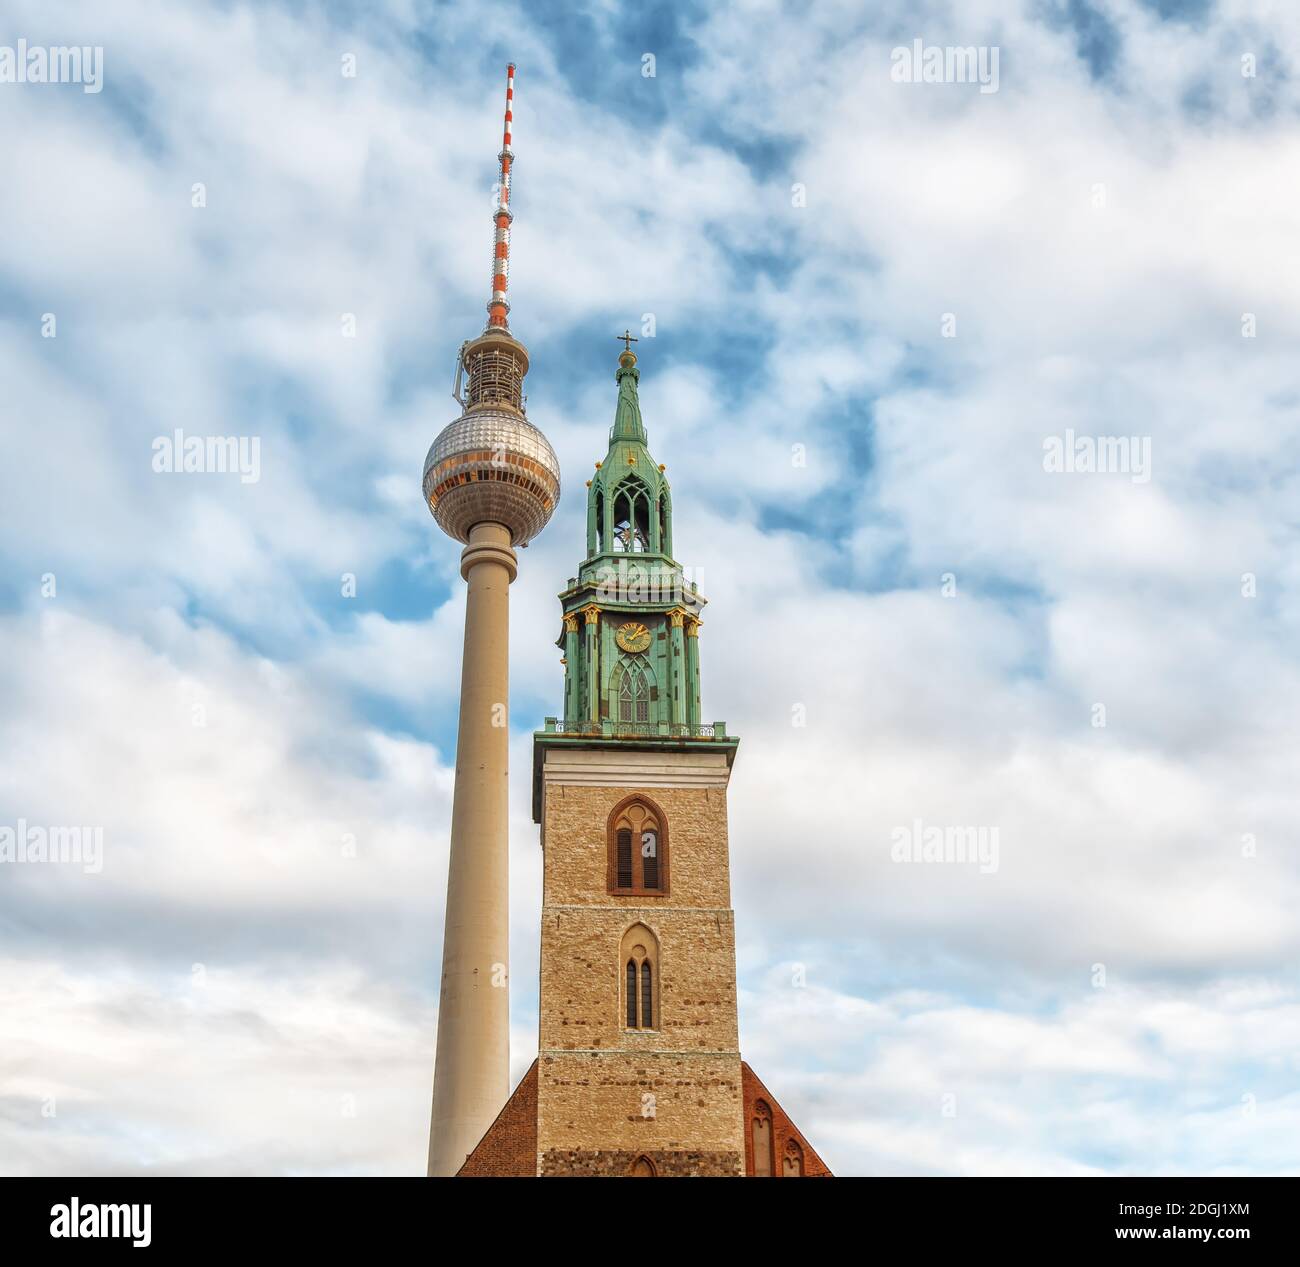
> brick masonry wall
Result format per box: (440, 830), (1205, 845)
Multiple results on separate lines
(540, 1149), (739, 1177)
(741, 1062), (833, 1177)
(534, 758), (744, 1172)
(457, 1061), (539, 1177)
(536, 1051), (744, 1172)
(542, 781), (732, 909)
(539, 906), (738, 1052)
(457, 1059), (833, 1176)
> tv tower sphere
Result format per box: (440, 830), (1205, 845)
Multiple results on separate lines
(422, 392), (560, 546)
(421, 63), (558, 548)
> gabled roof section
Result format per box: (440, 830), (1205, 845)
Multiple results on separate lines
(741, 1062), (834, 1177)
(455, 1060), (538, 1177)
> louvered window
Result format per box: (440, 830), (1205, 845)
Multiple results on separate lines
(642, 830), (659, 889)
(626, 960), (638, 1028)
(608, 800), (666, 896)
(616, 828), (634, 888)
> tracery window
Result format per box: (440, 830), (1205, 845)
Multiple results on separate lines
(607, 796), (667, 895)
(616, 661), (650, 724)
(621, 923), (659, 1031)
(611, 479), (651, 553)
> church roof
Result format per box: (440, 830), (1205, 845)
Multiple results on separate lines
(456, 1060), (538, 1177)
(740, 1062), (834, 1178)
(455, 1059), (832, 1177)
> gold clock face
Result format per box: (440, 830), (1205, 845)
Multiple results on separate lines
(616, 620), (651, 653)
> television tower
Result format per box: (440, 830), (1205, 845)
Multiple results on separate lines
(421, 63), (560, 1177)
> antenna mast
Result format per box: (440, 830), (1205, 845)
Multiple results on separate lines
(487, 63), (516, 331)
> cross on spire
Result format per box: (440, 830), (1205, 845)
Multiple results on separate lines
(616, 330), (639, 353)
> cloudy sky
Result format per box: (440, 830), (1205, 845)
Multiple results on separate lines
(3, 0), (1299, 1177)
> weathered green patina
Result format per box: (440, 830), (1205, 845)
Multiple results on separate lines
(531, 347), (736, 820)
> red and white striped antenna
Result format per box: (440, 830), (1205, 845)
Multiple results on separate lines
(486, 63), (516, 331)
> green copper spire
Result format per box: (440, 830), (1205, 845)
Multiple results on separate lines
(610, 348), (648, 443)
(532, 342), (738, 769)
(585, 347), (671, 557)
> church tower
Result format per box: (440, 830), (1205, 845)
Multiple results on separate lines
(456, 341), (831, 1177)
(529, 338), (744, 1175)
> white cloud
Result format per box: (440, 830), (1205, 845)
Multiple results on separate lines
(740, 976), (1300, 1176)
(2, 0), (1298, 1177)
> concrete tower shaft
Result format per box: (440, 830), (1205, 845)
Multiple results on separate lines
(424, 64), (558, 1177)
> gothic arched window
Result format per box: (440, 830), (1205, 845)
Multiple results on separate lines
(616, 660), (650, 725)
(621, 922), (659, 1031)
(640, 960), (653, 1028)
(630, 1155), (656, 1177)
(752, 1100), (774, 1177)
(612, 479), (650, 553)
(607, 795), (668, 896)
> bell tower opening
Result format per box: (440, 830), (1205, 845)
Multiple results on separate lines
(612, 478), (651, 552)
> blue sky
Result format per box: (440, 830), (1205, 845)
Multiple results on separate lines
(2, 0), (1299, 1176)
